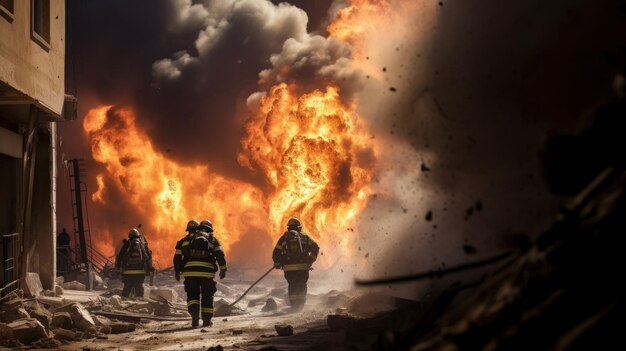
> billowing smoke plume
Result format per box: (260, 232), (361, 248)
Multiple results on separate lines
(60, 0), (626, 300)
(153, 0), (363, 98)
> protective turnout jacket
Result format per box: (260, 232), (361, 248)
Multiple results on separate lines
(272, 230), (320, 271)
(174, 233), (193, 274)
(116, 238), (153, 275)
(181, 231), (227, 278)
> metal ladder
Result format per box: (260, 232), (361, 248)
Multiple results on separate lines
(67, 159), (114, 274)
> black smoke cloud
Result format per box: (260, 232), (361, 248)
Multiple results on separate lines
(64, 0), (336, 182)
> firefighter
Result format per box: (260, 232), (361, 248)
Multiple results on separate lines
(181, 219), (227, 327)
(116, 228), (153, 298)
(173, 219), (200, 282)
(272, 217), (319, 309)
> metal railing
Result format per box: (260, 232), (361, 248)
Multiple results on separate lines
(1, 232), (21, 301)
(57, 244), (114, 276)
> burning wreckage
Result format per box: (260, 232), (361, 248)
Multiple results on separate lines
(1, 82), (624, 349)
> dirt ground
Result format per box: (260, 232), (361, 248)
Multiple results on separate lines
(59, 307), (330, 350)
(51, 275), (395, 351)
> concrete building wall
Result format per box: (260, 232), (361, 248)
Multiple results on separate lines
(0, 0), (65, 115)
(25, 125), (56, 288)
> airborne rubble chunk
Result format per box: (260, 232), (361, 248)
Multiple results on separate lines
(425, 210), (433, 221)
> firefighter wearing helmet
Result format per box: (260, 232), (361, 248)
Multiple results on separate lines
(173, 220), (200, 282)
(179, 219), (227, 327)
(115, 228), (153, 297)
(272, 217), (319, 309)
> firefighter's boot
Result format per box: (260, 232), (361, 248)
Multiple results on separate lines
(191, 311), (200, 327)
(202, 318), (213, 327)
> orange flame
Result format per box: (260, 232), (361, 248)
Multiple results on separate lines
(328, 0), (393, 54)
(82, 0), (396, 266)
(239, 83), (376, 254)
(328, 0), (419, 77)
(92, 174), (105, 203)
(83, 106), (268, 267)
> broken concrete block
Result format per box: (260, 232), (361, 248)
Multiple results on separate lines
(0, 307), (30, 323)
(108, 295), (124, 309)
(7, 318), (48, 344)
(262, 298), (278, 312)
(150, 287), (178, 303)
(153, 303), (172, 317)
(55, 303), (96, 332)
(42, 289), (56, 297)
(61, 280), (86, 291)
(24, 272), (44, 297)
(92, 315), (111, 327)
(274, 324), (294, 336)
(213, 299), (246, 317)
(51, 312), (74, 330)
(109, 322), (136, 334)
(0, 322), (14, 339)
(99, 325), (112, 334)
(36, 296), (65, 308)
(55, 285), (64, 296)
(30, 309), (52, 331)
(216, 281), (235, 296)
(53, 327), (82, 341)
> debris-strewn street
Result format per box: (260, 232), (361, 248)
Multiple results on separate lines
(1, 272), (407, 350)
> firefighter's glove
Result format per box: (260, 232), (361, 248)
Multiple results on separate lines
(273, 262), (282, 269)
(219, 269), (227, 280)
(174, 271), (180, 282)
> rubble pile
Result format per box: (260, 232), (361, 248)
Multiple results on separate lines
(0, 270), (301, 348)
(0, 283), (194, 347)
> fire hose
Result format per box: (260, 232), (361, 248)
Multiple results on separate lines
(227, 266), (275, 308)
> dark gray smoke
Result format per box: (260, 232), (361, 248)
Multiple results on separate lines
(59, 0), (626, 292)
(351, 0), (626, 299)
